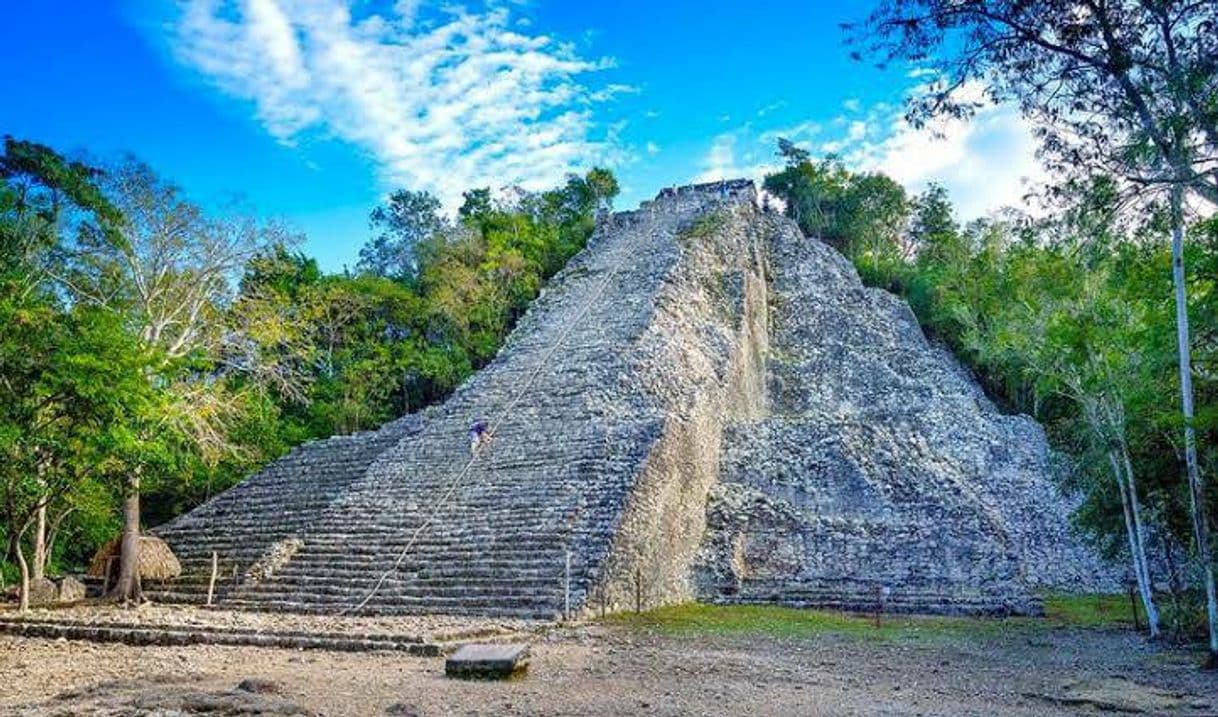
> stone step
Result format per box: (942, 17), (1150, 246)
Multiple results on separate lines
(0, 618), (443, 655)
(163, 515), (580, 540)
(170, 535), (572, 555)
(150, 576), (563, 600)
(215, 598), (560, 620)
(707, 579), (1044, 617)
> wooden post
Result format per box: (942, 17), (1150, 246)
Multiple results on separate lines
(207, 551), (219, 607)
(1129, 584), (1141, 632)
(101, 556), (114, 595)
(875, 586), (889, 629)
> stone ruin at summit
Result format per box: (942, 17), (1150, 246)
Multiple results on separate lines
(151, 180), (1114, 618)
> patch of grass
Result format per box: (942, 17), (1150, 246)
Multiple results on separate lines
(608, 603), (874, 638)
(1042, 593), (1137, 629)
(605, 603), (1022, 643)
(605, 595), (1142, 644)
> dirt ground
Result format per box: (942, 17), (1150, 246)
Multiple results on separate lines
(0, 620), (1215, 716)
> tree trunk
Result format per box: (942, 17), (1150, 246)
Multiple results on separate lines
(111, 474), (142, 604)
(15, 543), (29, 613)
(43, 507), (75, 569)
(1169, 185), (1218, 659)
(1109, 450), (1160, 637)
(5, 530), (18, 583)
(1119, 436), (1159, 627)
(13, 521), (32, 614)
(32, 500), (46, 582)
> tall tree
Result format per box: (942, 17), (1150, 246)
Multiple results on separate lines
(908, 183), (960, 262)
(359, 189), (446, 282)
(0, 138), (132, 608)
(58, 159), (280, 602)
(853, 0), (1218, 662)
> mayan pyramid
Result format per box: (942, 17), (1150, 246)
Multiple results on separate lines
(151, 181), (1112, 618)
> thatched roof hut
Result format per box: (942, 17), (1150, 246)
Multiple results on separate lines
(88, 535), (182, 581)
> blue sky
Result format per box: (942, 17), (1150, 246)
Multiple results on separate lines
(2, 1), (1041, 271)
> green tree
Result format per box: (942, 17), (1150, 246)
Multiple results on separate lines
(852, 0), (1218, 659)
(0, 138), (134, 608)
(762, 147), (910, 285)
(908, 183), (960, 263)
(49, 158), (282, 602)
(360, 189), (446, 282)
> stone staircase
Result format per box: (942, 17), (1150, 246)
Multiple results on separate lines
(151, 180), (1113, 620)
(151, 181), (767, 618)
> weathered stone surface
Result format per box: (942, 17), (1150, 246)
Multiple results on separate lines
(1035, 677), (1212, 714)
(148, 179), (1111, 618)
(243, 538), (304, 585)
(693, 212), (1116, 614)
(445, 643), (530, 679)
(236, 678), (282, 694)
(26, 578), (57, 607)
(56, 576), (86, 603)
(14, 680), (318, 716)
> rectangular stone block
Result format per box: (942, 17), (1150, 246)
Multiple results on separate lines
(445, 643), (529, 680)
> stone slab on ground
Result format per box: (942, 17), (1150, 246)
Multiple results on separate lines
(4, 679), (318, 717)
(445, 643), (530, 679)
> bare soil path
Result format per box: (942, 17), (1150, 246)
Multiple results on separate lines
(1, 609), (1214, 716)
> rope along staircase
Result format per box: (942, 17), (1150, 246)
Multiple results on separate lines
(148, 185), (740, 618)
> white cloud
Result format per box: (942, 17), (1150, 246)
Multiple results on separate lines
(845, 82), (1046, 218)
(759, 120), (821, 147)
(646, 141), (660, 156)
(169, 0), (621, 206)
(692, 132), (779, 185)
(702, 80), (1045, 220)
(842, 98), (861, 112)
(757, 100), (787, 117)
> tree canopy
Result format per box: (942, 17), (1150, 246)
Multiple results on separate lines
(0, 140), (617, 607)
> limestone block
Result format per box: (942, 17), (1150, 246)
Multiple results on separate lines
(445, 644), (530, 680)
(27, 577), (57, 606)
(57, 576), (87, 603)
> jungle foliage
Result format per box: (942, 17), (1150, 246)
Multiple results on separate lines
(764, 153), (1217, 644)
(0, 134), (616, 603)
